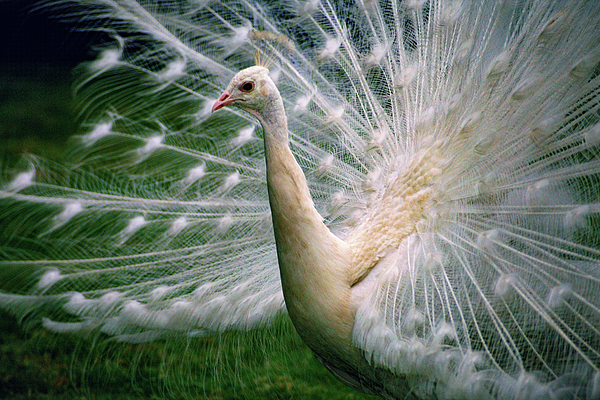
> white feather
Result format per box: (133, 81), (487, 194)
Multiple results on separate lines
(1, 0), (600, 398)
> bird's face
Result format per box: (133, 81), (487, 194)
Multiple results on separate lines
(212, 66), (272, 114)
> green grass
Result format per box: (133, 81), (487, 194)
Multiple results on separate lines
(0, 63), (380, 399)
(0, 312), (378, 399)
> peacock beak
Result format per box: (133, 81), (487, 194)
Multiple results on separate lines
(212, 91), (234, 112)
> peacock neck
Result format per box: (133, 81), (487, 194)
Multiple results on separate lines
(256, 99), (358, 365)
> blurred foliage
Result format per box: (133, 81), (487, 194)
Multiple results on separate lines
(0, 63), (77, 160)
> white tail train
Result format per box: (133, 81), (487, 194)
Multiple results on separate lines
(1, 0), (600, 398)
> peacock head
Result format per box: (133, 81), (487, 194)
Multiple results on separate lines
(212, 66), (279, 117)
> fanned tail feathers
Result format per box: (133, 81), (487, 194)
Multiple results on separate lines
(1, 0), (600, 398)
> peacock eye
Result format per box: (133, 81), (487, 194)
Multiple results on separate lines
(240, 81), (254, 93)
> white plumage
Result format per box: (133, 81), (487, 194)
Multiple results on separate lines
(1, 0), (600, 398)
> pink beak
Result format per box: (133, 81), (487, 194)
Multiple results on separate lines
(212, 91), (234, 113)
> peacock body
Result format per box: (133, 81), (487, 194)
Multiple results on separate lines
(2, 0), (600, 398)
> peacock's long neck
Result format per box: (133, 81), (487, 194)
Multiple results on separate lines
(255, 97), (358, 364)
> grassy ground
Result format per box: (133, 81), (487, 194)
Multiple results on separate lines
(0, 311), (377, 400)
(0, 63), (380, 399)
